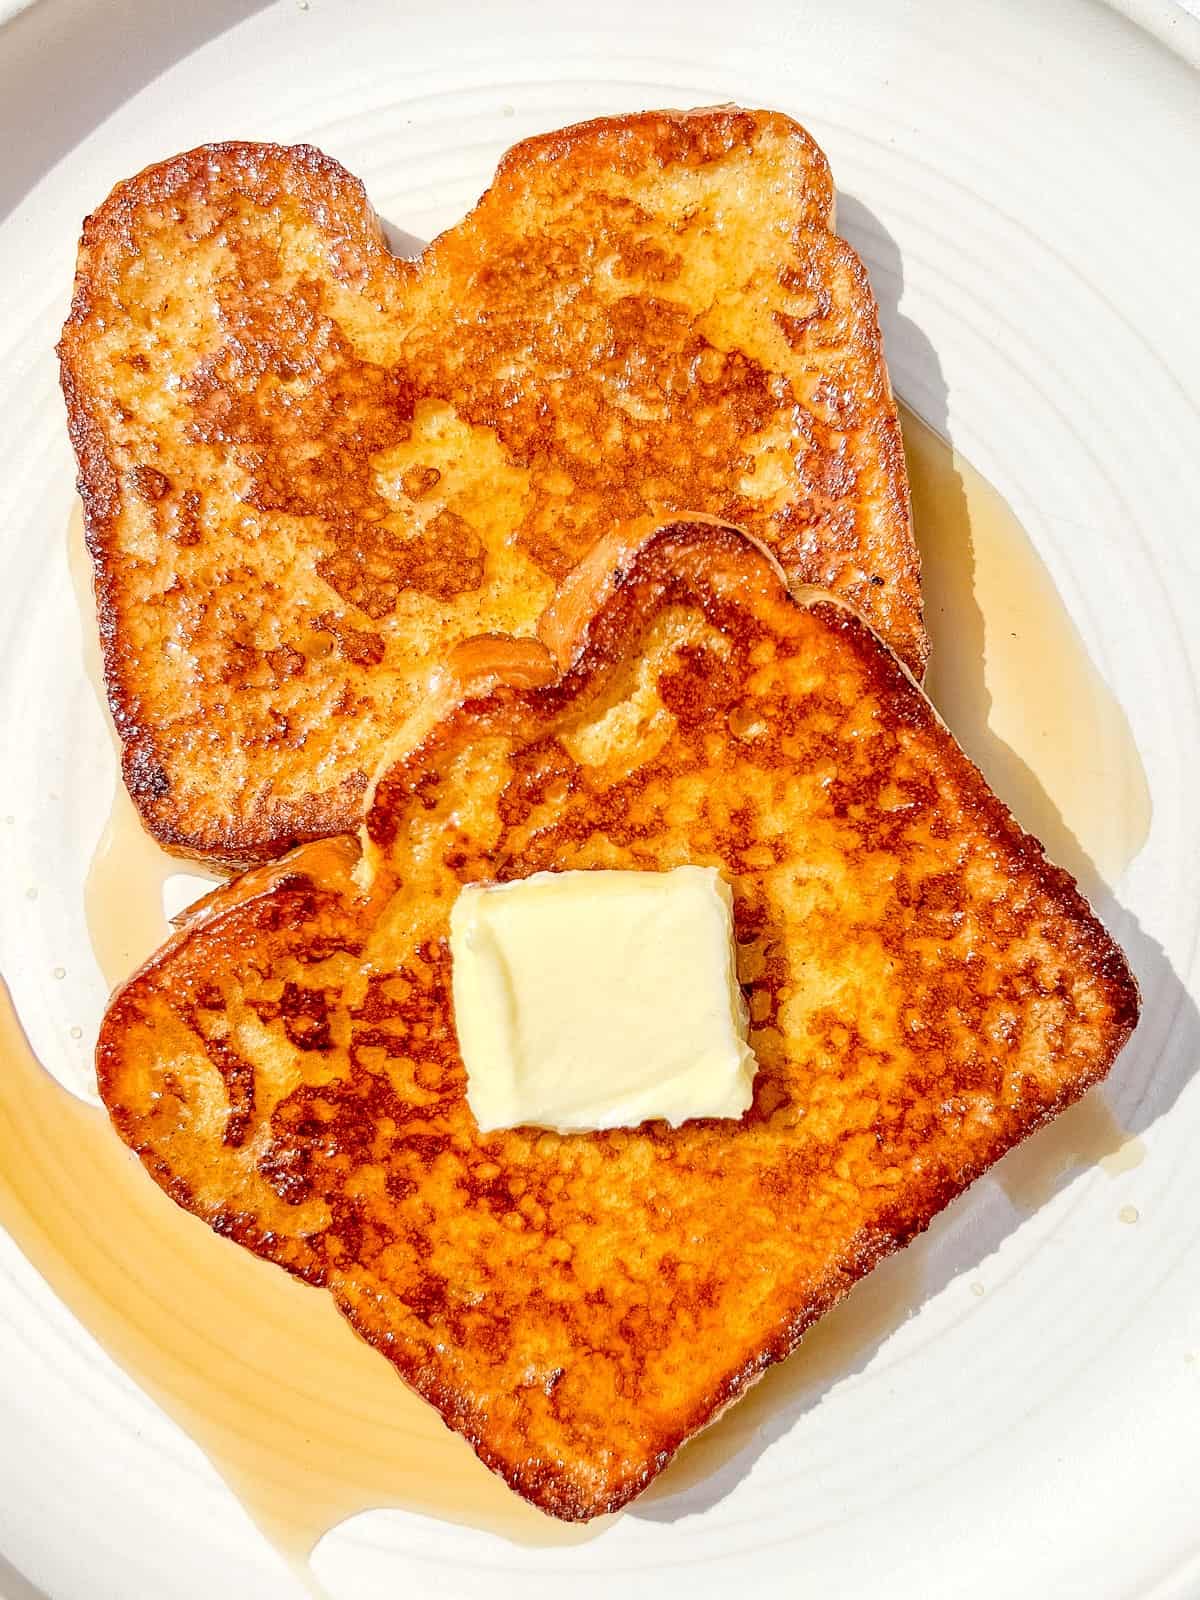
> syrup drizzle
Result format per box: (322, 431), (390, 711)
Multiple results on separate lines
(899, 404), (1150, 896)
(897, 404), (1149, 1209)
(0, 423), (1151, 1579)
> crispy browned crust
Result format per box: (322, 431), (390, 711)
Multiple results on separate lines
(96, 519), (1134, 1521)
(60, 107), (922, 865)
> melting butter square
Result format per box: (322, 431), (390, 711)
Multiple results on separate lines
(449, 867), (757, 1134)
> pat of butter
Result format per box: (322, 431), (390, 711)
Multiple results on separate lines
(449, 867), (757, 1134)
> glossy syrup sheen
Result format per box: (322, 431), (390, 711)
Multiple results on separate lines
(99, 513), (1141, 1520)
(899, 404), (1148, 1208)
(1, 415), (1150, 1573)
(899, 404), (1150, 895)
(0, 987), (598, 1571)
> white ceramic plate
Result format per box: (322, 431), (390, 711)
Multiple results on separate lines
(3, 1), (1200, 1595)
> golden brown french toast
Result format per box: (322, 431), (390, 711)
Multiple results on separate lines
(60, 106), (921, 865)
(97, 518), (1135, 1522)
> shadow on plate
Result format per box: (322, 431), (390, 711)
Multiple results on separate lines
(0, 1551), (50, 1600)
(634, 194), (1199, 1526)
(1, 0), (273, 222)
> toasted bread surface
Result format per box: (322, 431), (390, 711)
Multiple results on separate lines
(61, 107), (921, 864)
(97, 519), (1135, 1521)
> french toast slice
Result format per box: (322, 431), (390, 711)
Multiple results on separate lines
(60, 106), (921, 865)
(97, 518), (1136, 1522)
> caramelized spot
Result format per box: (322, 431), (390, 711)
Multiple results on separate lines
(59, 113), (921, 861)
(130, 464), (170, 501)
(401, 465), (442, 498)
(95, 522), (1134, 1521)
